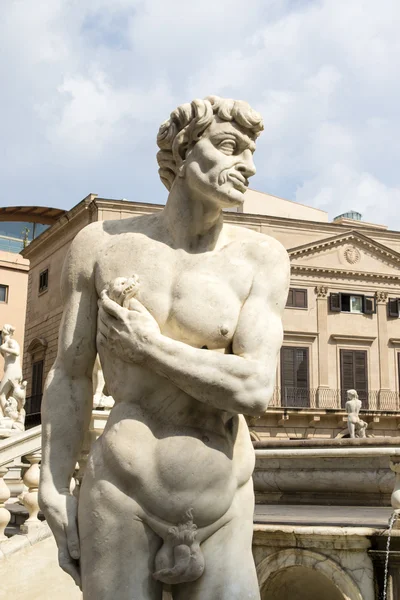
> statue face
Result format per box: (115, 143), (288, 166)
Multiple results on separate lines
(183, 118), (257, 208)
(109, 276), (139, 305)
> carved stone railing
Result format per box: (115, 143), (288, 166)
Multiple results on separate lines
(0, 410), (110, 541)
(0, 426), (42, 538)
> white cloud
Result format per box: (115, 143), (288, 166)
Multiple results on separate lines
(0, 0), (399, 230)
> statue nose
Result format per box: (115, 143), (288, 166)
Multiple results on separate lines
(237, 150), (256, 178)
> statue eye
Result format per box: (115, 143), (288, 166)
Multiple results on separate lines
(219, 139), (237, 154)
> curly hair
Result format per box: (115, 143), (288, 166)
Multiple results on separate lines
(156, 96), (264, 191)
(2, 324), (15, 336)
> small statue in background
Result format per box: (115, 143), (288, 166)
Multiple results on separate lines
(346, 389), (368, 438)
(4, 380), (27, 431)
(0, 324), (23, 417)
(0, 379), (27, 433)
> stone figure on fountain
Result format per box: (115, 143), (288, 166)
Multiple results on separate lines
(346, 389), (368, 438)
(0, 325), (26, 435)
(39, 96), (290, 599)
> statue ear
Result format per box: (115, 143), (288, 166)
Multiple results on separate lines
(172, 130), (190, 179)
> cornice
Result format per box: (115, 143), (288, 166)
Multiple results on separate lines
(291, 264), (400, 282)
(330, 334), (376, 344)
(389, 338), (400, 346)
(284, 331), (318, 342)
(0, 259), (29, 272)
(21, 197), (95, 260)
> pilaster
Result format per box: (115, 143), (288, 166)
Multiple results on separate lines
(376, 292), (390, 406)
(315, 286), (329, 398)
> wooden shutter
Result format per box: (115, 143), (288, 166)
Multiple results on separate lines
(286, 288), (307, 308)
(32, 360), (44, 397)
(294, 289), (307, 308)
(286, 289), (294, 307)
(388, 298), (399, 318)
(329, 293), (341, 312)
(340, 350), (368, 408)
(398, 353), (400, 394)
(354, 351), (368, 403)
(281, 347), (295, 389)
(363, 296), (376, 314)
(280, 347), (309, 407)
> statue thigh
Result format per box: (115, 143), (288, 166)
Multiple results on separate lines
(78, 448), (163, 600)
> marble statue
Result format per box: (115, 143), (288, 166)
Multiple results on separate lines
(0, 324), (23, 417)
(39, 95), (290, 599)
(1, 379), (27, 432)
(92, 355), (114, 410)
(346, 389), (368, 438)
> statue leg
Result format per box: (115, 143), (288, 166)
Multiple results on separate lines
(0, 379), (12, 415)
(78, 449), (163, 600)
(172, 479), (260, 600)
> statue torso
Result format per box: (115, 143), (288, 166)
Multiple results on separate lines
(90, 214), (263, 525)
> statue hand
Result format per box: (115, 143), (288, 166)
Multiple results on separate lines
(39, 489), (81, 588)
(97, 290), (160, 363)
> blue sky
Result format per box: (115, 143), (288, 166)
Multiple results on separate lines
(1, 0), (400, 227)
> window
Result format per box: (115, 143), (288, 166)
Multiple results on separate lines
(0, 285), (8, 303)
(26, 359), (44, 420)
(329, 293), (375, 314)
(31, 360), (44, 397)
(280, 346), (310, 407)
(389, 299), (400, 318)
(340, 349), (368, 408)
(39, 269), (48, 294)
(286, 288), (308, 309)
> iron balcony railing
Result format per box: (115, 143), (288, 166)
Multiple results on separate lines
(22, 389), (400, 428)
(269, 387), (400, 412)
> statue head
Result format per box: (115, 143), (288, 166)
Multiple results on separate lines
(107, 276), (140, 307)
(347, 389), (359, 401)
(2, 324), (15, 338)
(157, 96), (264, 209)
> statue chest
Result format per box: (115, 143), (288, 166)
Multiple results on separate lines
(96, 237), (252, 350)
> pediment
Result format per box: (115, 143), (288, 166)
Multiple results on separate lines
(288, 231), (400, 278)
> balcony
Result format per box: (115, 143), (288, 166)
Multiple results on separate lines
(269, 387), (400, 412)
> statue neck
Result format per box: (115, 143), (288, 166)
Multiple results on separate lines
(162, 180), (224, 252)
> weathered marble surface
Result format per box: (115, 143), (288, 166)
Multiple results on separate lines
(92, 355), (114, 410)
(39, 96), (290, 599)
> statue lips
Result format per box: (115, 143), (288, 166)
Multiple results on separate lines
(228, 173), (248, 193)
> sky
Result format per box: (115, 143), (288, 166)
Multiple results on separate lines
(1, 0), (400, 227)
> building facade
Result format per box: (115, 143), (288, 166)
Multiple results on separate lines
(0, 206), (64, 426)
(20, 191), (400, 437)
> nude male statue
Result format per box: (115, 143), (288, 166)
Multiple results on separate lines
(39, 96), (290, 600)
(346, 389), (368, 438)
(0, 324), (23, 417)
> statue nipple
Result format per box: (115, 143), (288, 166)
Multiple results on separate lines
(220, 326), (229, 337)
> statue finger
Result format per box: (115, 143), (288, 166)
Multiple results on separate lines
(99, 292), (125, 320)
(98, 306), (119, 328)
(58, 548), (81, 589)
(65, 519), (80, 560)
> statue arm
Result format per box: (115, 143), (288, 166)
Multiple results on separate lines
(145, 245), (289, 416)
(100, 241), (290, 417)
(40, 230), (98, 495)
(0, 341), (19, 356)
(38, 226), (98, 587)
